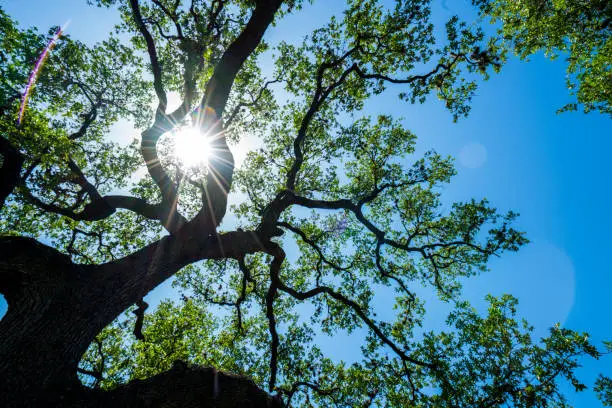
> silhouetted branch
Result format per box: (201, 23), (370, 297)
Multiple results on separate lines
(264, 247), (285, 391)
(276, 277), (435, 370)
(132, 298), (149, 341)
(0, 136), (24, 210)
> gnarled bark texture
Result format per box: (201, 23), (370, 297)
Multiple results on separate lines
(0, 1), (285, 405)
(0, 236), (281, 407)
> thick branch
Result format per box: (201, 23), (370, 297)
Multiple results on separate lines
(0, 136), (24, 210)
(192, 0), (282, 230)
(129, 0), (187, 224)
(132, 298), (149, 341)
(95, 228), (271, 327)
(68, 102), (100, 140)
(22, 187), (186, 233)
(203, 0), (282, 115)
(264, 248), (285, 391)
(0, 235), (73, 299)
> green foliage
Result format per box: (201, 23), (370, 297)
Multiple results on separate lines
(1, 1), (609, 406)
(417, 295), (600, 406)
(595, 341), (612, 406)
(0, 7), (159, 261)
(597, 375), (612, 406)
(475, 0), (612, 115)
(83, 293), (604, 406)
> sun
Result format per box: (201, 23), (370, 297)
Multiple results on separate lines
(173, 126), (211, 168)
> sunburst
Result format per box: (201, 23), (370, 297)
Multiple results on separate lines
(173, 126), (211, 168)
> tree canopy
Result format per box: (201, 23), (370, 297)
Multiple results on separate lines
(0, 0), (609, 407)
(474, 0), (611, 115)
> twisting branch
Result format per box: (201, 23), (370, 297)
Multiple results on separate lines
(282, 381), (340, 407)
(184, 258), (254, 334)
(128, 0), (167, 112)
(20, 157), (187, 233)
(16, 85), (109, 209)
(351, 53), (466, 85)
(286, 46), (362, 191)
(276, 280), (435, 370)
(129, 0), (187, 232)
(68, 101), (101, 140)
(132, 298), (149, 341)
(261, 235), (435, 389)
(277, 221), (353, 272)
(264, 244), (286, 391)
(284, 191), (510, 300)
(138, 117), (182, 231)
(290, 193), (493, 259)
(236, 256), (254, 332)
(66, 158), (104, 203)
(77, 337), (106, 389)
(0, 136), (24, 210)
(21, 186), (187, 232)
(285, 49), (469, 191)
(67, 228), (115, 263)
(225, 77), (283, 127)
(374, 241), (415, 300)
(148, 17), (181, 41)
(191, 0), (283, 231)
(151, 0), (184, 40)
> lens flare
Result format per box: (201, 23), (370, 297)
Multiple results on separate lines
(174, 126), (211, 168)
(17, 21), (69, 125)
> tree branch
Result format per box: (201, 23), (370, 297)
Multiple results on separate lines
(203, 0), (283, 116)
(128, 0), (167, 111)
(191, 0), (283, 231)
(21, 176), (187, 233)
(151, 0), (184, 40)
(129, 0), (187, 227)
(132, 298), (149, 341)
(285, 50), (468, 191)
(225, 77), (282, 128)
(277, 221), (352, 272)
(0, 136), (24, 210)
(95, 229), (271, 328)
(276, 279), (435, 369)
(264, 245), (285, 391)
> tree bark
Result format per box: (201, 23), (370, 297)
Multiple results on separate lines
(0, 136), (24, 209)
(0, 236), (280, 407)
(0, 1), (287, 405)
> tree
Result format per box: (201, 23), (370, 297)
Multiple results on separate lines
(0, 1), (605, 406)
(474, 0), (612, 115)
(595, 342), (612, 406)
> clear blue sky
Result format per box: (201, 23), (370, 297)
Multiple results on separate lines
(1, 0), (610, 405)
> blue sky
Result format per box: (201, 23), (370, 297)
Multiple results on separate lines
(1, 0), (611, 405)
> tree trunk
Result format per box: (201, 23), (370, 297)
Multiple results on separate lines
(0, 236), (280, 407)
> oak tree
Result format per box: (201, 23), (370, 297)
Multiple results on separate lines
(0, 1), (606, 407)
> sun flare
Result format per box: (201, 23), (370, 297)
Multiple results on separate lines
(174, 127), (210, 168)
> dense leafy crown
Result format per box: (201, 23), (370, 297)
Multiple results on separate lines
(0, 0), (608, 406)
